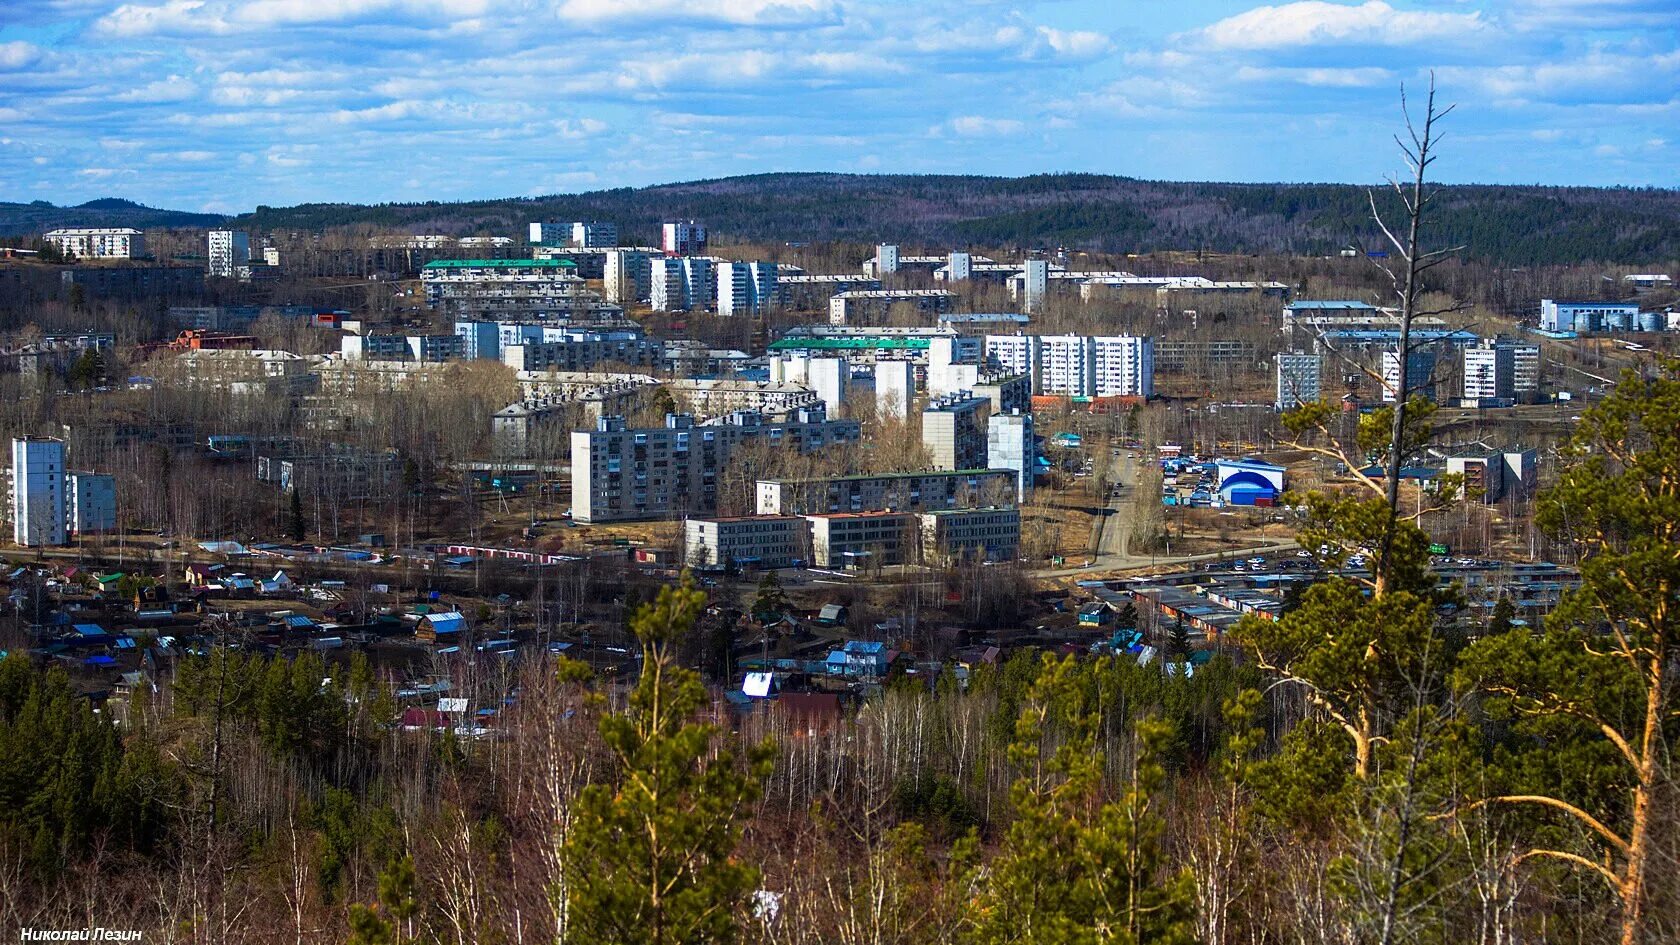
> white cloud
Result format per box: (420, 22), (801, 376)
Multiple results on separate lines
(0, 42), (42, 70)
(1234, 65), (1394, 87)
(1200, 1), (1485, 50)
(556, 0), (837, 28)
(943, 116), (1026, 137)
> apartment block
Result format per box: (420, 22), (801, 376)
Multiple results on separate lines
(662, 220), (707, 256)
(804, 511), (913, 568)
(1275, 351), (1323, 409)
(684, 515), (806, 569)
(986, 411), (1034, 501)
(11, 437), (66, 546)
(571, 408), (860, 523)
(918, 506), (1021, 565)
(717, 260), (777, 316)
(604, 249), (653, 304)
(983, 334), (1154, 400)
(828, 289), (955, 326)
(1463, 341), (1516, 406)
(757, 469), (1017, 516)
(922, 392), (991, 471)
(44, 228), (146, 260)
(650, 256), (716, 311)
(1381, 349), (1437, 402)
(207, 230), (250, 278)
(502, 334), (662, 372)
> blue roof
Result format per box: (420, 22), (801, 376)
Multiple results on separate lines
(72, 624), (107, 637)
(1290, 300), (1376, 309)
(842, 640), (886, 654)
(283, 615), (316, 628)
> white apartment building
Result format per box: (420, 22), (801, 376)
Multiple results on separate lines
(604, 249), (653, 304)
(986, 411), (1034, 501)
(875, 360), (915, 419)
(650, 256), (716, 311)
(828, 289), (956, 326)
(571, 221), (617, 248)
(983, 334), (1154, 400)
(571, 408), (860, 523)
(662, 220), (707, 256)
(717, 260), (778, 316)
(44, 228), (145, 260)
(1381, 349), (1437, 402)
(768, 354), (847, 416)
(207, 230), (250, 278)
(805, 511), (912, 567)
(1275, 351), (1323, 409)
(1021, 259), (1049, 314)
(1463, 342), (1516, 406)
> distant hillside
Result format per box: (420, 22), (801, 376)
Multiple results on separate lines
(234, 174), (1680, 266)
(7, 175), (1678, 266)
(0, 198), (227, 236)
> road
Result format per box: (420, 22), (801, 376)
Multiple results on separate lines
(1034, 449), (1298, 579)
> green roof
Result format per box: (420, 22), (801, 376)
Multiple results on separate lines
(422, 258), (576, 269)
(768, 337), (930, 351)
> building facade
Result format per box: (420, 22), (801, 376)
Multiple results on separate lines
(757, 469), (1017, 516)
(662, 221), (707, 256)
(983, 334), (1155, 400)
(986, 411), (1034, 501)
(44, 228), (146, 260)
(207, 230), (250, 278)
(11, 437), (66, 546)
(1275, 351), (1323, 409)
(571, 408), (860, 523)
(684, 515), (806, 569)
(922, 392), (991, 471)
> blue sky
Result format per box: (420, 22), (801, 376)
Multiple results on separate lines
(0, 0), (1674, 212)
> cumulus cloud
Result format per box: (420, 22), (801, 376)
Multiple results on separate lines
(0, 41), (42, 70)
(557, 0), (838, 28)
(941, 116), (1027, 137)
(1200, 1), (1486, 50)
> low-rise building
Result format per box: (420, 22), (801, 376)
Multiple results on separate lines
(918, 506), (1020, 565)
(757, 469), (1017, 516)
(828, 289), (956, 326)
(45, 228), (146, 260)
(684, 515), (806, 569)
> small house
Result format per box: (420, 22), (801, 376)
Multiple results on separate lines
(417, 611), (466, 645)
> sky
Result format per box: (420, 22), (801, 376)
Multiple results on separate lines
(0, 0), (1674, 212)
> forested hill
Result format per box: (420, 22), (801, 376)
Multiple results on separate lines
(0, 198), (225, 235)
(9, 175), (1679, 265)
(237, 173), (1680, 266)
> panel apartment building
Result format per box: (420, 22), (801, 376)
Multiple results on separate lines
(983, 333), (1154, 400)
(7, 437), (117, 546)
(44, 228), (146, 260)
(756, 469), (1018, 516)
(571, 407), (860, 523)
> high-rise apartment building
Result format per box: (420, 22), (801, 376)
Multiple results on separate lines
(650, 256), (716, 311)
(717, 260), (778, 316)
(661, 220), (707, 256)
(922, 392), (991, 471)
(11, 437), (65, 546)
(207, 230), (250, 278)
(1463, 341), (1516, 406)
(604, 249), (652, 304)
(1275, 351), (1323, 409)
(983, 334), (1154, 399)
(1381, 348), (1437, 402)
(986, 410), (1034, 501)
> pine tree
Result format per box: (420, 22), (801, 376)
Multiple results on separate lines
(969, 653), (1194, 945)
(751, 571), (789, 621)
(289, 488), (306, 542)
(563, 576), (774, 945)
(1457, 358), (1680, 945)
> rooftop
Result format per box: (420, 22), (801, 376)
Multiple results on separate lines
(422, 258), (577, 270)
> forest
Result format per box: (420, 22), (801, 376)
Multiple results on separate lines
(2, 360), (1679, 944)
(7, 174), (1680, 266)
